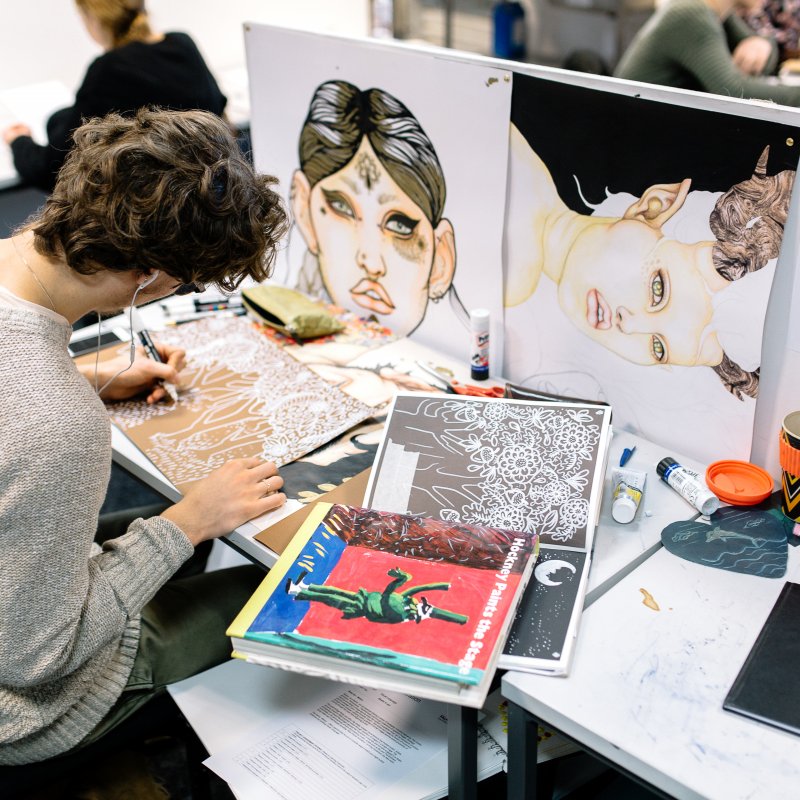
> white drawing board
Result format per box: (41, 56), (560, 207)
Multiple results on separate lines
(245, 24), (511, 368)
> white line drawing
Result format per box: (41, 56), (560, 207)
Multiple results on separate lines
(370, 396), (607, 548)
(109, 317), (375, 492)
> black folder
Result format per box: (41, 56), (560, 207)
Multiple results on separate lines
(723, 582), (800, 736)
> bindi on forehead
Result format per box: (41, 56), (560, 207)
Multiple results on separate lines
(356, 152), (381, 191)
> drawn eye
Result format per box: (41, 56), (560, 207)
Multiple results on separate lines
(322, 190), (355, 220)
(651, 335), (667, 363)
(384, 213), (418, 237)
(650, 270), (666, 307)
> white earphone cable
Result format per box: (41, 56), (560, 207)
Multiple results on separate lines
(93, 274), (157, 397)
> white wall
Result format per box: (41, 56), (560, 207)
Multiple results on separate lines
(0, 1), (370, 93)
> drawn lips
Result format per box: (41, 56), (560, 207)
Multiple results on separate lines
(586, 289), (612, 330)
(350, 279), (395, 315)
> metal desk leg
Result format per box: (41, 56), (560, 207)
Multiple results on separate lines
(508, 700), (539, 800)
(448, 703), (478, 800)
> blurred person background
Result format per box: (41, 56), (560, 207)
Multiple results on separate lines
(2, 0), (227, 192)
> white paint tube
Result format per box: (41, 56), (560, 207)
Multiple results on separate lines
(611, 467), (646, 524)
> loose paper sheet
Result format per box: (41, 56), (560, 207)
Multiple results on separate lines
(204, 683), (445, 799)
(107, 316), (374, 493)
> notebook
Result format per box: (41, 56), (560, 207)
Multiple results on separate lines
(723, 581), (800, 736)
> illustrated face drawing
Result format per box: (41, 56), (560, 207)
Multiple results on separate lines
(306, 137), (439, 335)
(557, 219), (725, 368)
(507, 128), (793, 398)
(292, 81), (456, 337)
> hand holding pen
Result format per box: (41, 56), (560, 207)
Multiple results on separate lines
(89, 342), (185, 404)
(127, 308), (183, 403)
(136, 330), (181, 403)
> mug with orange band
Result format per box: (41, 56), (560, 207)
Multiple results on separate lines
(779, 411), (800, 520)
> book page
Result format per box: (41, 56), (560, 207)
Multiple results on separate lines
(204, 684), (445, 799)
(366, 394), (611, 550)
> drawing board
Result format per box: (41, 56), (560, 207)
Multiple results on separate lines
(245, 24), (511, 366)
(504, 72), (800, 465)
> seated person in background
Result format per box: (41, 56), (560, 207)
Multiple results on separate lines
(2, 0), (227, 191)
(738, 0), (800, 62)
(0, 108), (288, 764)
(614, 0), (800, 105)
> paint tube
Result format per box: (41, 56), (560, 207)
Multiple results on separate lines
(656, 457), (720, 516)
(611, 467), (646, 523)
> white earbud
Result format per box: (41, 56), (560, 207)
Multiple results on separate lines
(95, 269), (160, 397)
(139, 270), (159, 288)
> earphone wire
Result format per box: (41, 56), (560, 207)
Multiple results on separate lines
(94, 283), (145, 397)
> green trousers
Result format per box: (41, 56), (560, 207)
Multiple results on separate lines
(79, 563), (264, 747)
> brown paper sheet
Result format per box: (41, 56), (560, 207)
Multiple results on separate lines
(88, 317), (374, 494)
(254, 467), (372, 555)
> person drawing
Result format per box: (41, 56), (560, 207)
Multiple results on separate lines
(290, 80), (465, 338)
(285, 567), (469, 625)
(2, 0), (227, 191)
(0, 109), (287, 764)
(505, 124), (794, 399)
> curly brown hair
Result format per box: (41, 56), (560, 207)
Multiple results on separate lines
(710, 146), (795, 281)
(706, 146), (795, 400)
(31, 108), (287, 292)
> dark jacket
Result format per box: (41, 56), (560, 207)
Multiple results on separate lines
(10, 32), (227, 191)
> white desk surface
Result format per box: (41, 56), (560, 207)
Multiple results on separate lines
(586, 432), (701, 604)
(503, 545), (800, 800)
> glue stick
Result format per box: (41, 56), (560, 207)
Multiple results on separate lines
(656, 456), (720, 515)
(470, 308), (490, 381)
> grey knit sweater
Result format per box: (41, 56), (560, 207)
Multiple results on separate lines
(0, 304), (194, 764)
(615, 0), (800, 106)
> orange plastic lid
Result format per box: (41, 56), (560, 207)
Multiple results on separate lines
(705, 460), (774, 506)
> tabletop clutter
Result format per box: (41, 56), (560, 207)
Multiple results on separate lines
(81, 284), (800, 797)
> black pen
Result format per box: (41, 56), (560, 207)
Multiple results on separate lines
(137, 328), (179, 403)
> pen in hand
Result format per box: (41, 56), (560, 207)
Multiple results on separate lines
(137, 328), (179, 403)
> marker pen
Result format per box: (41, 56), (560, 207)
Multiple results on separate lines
(137, 329), (179, 403)
(165, 308), (247, 326)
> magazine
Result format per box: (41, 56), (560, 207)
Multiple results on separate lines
(228, 502), (538, 707)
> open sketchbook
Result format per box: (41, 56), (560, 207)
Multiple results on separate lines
(364, 394), (612, 676)
(97, 316), (375, 494)
(228, 502), (538, 708)
(168, 659), (578, 800)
